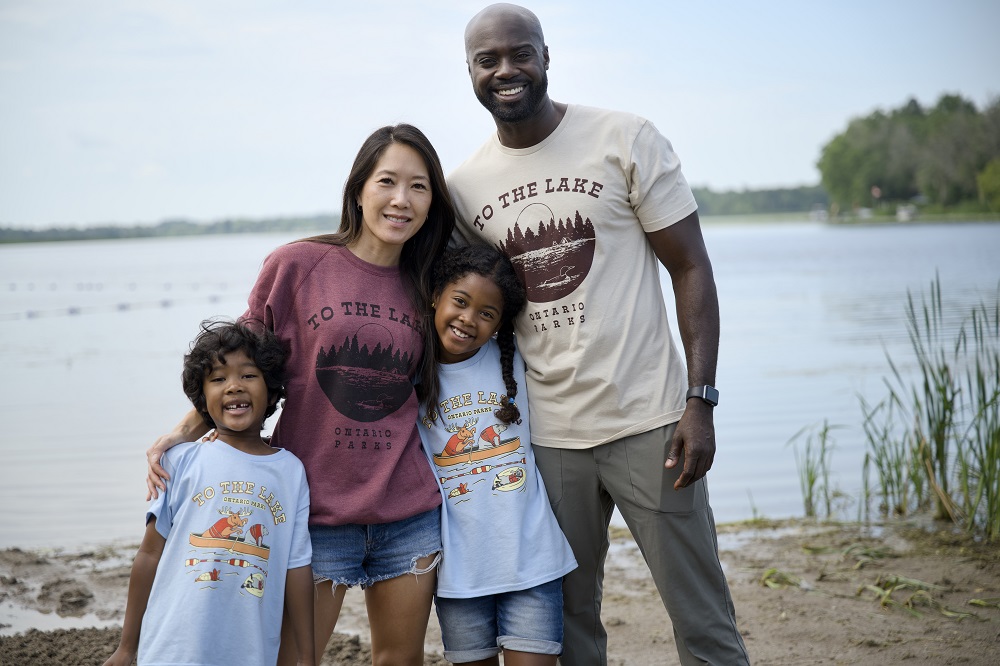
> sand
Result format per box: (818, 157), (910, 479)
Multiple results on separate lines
(1, 520), (998, 665)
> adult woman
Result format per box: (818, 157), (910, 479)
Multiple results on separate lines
(147, 124), (455, 664)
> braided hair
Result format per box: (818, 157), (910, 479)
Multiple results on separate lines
(421, 243), (526, 425)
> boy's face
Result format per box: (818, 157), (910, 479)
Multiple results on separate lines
(202, 349), (272, 437)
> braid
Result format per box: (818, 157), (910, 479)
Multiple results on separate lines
(494, 322), (521, 424)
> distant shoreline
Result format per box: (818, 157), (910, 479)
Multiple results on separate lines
(0, 215), (336, 244)
(3, 209), (997, 245)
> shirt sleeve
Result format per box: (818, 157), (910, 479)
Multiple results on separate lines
(287, 462), (312, 569)
(628, 120), (699, 233)
(147, 450), (178, 540)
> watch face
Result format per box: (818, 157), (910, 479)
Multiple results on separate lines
(687, 385), (719, 406)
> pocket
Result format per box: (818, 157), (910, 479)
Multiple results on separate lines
(621, 427), (706, 513)
(532, 444), (563, 507)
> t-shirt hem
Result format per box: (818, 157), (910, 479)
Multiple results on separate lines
(435, 562), (577, 599)
(531, 409), (684, 449)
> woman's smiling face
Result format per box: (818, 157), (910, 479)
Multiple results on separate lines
(352, 142), (432, 265)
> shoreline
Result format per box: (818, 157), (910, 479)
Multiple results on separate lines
(2, 519), (998, 665)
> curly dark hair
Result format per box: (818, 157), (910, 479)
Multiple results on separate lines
(181, 318), (288, 430)
(421, 243), (526, 425)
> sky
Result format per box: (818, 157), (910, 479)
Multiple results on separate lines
(1, 0), (998, 229)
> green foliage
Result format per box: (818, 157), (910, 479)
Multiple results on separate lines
(691, 185), (828, 216)
(859, 275), (1000, 541)
(817, 95), (1000, 212)
(787, 420), (839, 518)
(977, 158), (1000, 212)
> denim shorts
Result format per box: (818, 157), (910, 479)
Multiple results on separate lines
(310, 506), (442, 589)
(435, 578), (564, 661)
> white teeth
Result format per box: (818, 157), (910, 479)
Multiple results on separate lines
(225, 403), (249, 411)
(498, 86), (524, 96)
(451, 326), (471, 339)
(386, 214), (409, 222)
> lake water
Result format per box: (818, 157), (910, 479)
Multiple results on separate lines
(1, 219), (998, 550)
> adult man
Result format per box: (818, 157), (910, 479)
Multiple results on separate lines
(448, 4), (750, 665)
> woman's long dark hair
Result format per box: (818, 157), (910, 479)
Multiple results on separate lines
(420, 243), (526, 426)
(298, 124), (456, 392)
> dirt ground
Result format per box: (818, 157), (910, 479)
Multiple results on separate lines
(2, 520), (998, 665)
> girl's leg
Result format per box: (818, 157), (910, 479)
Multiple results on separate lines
(364, 553), (438, 666)
(502, 651), (557, 666)
(276, 580), (346, 666)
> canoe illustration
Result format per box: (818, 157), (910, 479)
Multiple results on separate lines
(493, 466), (526, 491)
(433, 436), (521, 467)
(189, 533), (270, 560)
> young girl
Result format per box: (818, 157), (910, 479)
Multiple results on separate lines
(146, 124), (455, 665)
(418, 244), (577, 666)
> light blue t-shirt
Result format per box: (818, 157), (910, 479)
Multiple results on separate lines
(418, 340), (576, 598)
(138, 440), (311, 666)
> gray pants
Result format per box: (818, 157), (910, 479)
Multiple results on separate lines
(533, 424), (750, 665)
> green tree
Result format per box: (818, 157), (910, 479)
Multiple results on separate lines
(978, 157), (1000, 212)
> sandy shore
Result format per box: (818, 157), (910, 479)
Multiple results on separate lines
(1, 520), (998, 665)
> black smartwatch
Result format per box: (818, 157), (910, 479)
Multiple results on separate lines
(685, 385), (719, 407)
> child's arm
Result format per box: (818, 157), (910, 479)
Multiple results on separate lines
(146, 409), (209, 500)
(285, 565), (316, 666)
(103, 519), (166, 666)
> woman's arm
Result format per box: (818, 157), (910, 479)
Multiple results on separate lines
(103, 519), (166, 666)
(146, 409), (210, 500)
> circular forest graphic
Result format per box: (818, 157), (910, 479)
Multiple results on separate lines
(500, 203), (596, 303)
(314, 323), (413, 422)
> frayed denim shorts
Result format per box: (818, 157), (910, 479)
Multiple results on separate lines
(435, 577), (564, 662)
(310, 506), (441, 589)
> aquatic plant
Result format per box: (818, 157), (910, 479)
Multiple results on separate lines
(787, 420), (839, 519)
(856, 275), (1000, 540)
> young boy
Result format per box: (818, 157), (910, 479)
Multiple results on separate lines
(105, 319), (314, 666)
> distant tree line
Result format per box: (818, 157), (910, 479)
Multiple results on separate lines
(0, 214), (337, 244)
(692, 185), (828, 216)
(817, 94), (1000, 213)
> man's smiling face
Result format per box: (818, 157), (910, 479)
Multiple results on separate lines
(466, 10), (549, 124)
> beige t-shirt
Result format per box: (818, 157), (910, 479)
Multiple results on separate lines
(448, 105), (698, 449)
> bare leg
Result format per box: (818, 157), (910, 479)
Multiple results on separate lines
(277, 580), (346, 666)
(503, 651), (557, 666)
(365, 553), (438, 666)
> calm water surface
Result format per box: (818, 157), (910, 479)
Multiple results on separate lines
(1, 220), (998, 549)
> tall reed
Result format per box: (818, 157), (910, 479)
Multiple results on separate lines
(788, 420), (837, 518)
(857, 275), (1000, 541)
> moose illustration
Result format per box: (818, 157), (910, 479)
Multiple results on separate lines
(202, 506), (252, 540)
(441, 417), (479, 457)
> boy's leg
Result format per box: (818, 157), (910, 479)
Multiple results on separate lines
(601, 425), (750, 666)
(276, 580), (346, 666)
(533, 445), (615, 666)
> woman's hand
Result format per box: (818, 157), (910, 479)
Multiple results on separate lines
(146, 410), (211, 500)
(146, 430), (185, 500)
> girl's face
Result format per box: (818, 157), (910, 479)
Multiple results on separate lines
(352, 142), (432, 266)
(434, 273), (504, 364)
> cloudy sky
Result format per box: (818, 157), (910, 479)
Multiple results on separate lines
(1, 0), (997, 229)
